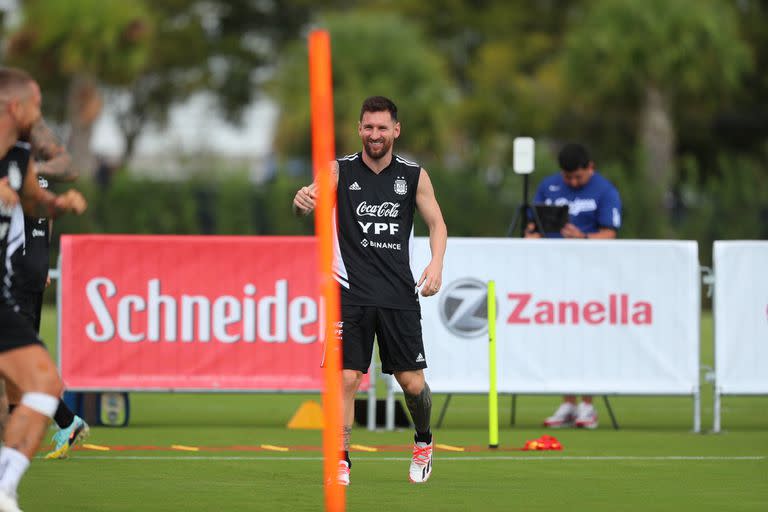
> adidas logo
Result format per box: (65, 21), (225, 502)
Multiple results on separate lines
(349, 181), (361, 190)
(415, 353), (425, 363)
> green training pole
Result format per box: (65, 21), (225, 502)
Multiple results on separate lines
(488, 280), (499, 448)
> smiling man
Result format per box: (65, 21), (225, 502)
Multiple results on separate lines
(293, 96), (447, 486)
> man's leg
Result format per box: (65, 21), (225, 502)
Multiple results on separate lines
(335, 305), (375, 486)
(5, 362), (88, 460)
(376, 307), (432, 483)
(394, 370), (432, 440)
(338, 369), (363, 485)
(0, 345), (63, 508)
(394, 370), (434, 483)
(7, 292), (89, 458)
(341, 370), (363, 452)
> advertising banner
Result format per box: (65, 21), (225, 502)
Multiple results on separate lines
(59, 235), (344, 391)
(412, 238), (700, 395)
(714, 241), (768, 394)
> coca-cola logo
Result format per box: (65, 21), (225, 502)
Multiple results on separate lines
(85, 278), (320, 344)
(355, 201), (400, 218)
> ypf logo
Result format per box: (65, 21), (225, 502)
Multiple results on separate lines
(438, 278), (491, 338)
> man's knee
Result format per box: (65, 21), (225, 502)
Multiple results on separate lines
(19, 365), (63, 398)
(396, 371), (425, 396)
(342, 370), (363, 393)
(0, 346), (63, 397)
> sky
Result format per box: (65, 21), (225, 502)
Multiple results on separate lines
(91, 93), (279, 162)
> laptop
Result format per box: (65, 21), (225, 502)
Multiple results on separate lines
(530, 204), (569, 233)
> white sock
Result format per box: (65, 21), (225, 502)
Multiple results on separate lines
(0, 447), (30, 497)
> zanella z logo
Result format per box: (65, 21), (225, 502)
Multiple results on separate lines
(439, 279), (490, 338)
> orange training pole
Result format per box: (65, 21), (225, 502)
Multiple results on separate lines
(309, 30), (344, 512)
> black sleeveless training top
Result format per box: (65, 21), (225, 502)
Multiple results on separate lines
(334, 152), (421, 310)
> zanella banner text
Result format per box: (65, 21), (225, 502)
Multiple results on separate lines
(412, 238), (700, 395)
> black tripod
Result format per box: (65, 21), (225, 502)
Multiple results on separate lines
(507, 173), (544, 237)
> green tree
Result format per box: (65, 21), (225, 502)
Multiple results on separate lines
(5, 0), (153, 174)
(372, 0), (582, 177)
(111, 0), (334, 167)
(269, 11), (456, 168)
(707, 0), (768, 159)
(562, 0), (751, 202)
(4, 0), (337, 169)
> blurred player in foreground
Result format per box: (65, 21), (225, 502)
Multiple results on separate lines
(6, 91), (90, 458)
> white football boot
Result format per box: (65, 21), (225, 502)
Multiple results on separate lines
(409, 441), (433, 483)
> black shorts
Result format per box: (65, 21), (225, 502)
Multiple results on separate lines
(0, 303), (43, 353)
(13, 288), (44, 334)
(341, 305), (426, 374)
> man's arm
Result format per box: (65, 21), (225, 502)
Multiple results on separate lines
(29, 119), (78, 181)
(20, 161), (86, 218)
(560, 224), (616, 239)
(415, 168), (447, 297)
(292, 160), (339, 216)
(0, 177), (19, 208)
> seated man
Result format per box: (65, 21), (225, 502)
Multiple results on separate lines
(525, 143), (622, 429)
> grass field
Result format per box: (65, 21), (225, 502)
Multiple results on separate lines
(17, 307), (768, 511)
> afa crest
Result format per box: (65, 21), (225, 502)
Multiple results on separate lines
(394, 177), (407, 195)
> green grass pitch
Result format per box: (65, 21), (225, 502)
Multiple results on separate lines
(17, 307), (768, 511)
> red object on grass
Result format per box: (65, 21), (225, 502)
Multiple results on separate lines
(522, 435), (563, 451)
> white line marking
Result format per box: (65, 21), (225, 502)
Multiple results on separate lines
(45, 455), (767, 462)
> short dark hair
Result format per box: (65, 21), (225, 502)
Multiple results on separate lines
(558, 143), (591, 172)
(360, 96), (398, 121)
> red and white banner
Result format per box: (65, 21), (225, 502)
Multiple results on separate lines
(59, 235), (346, 391)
